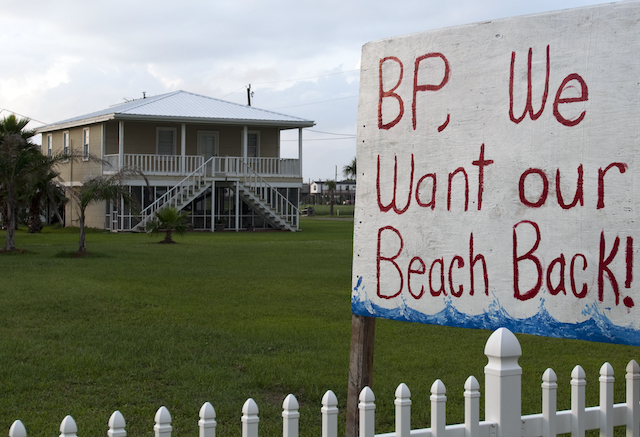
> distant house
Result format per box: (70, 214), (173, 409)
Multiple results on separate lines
(310, 180), (356, 204)
(36, 90), (315, 232)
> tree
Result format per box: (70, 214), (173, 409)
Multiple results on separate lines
(343, 156), (357, 180)
(0, 133), (42, 250)
(145, 206), (190, 244)
(324, 179), (336, 216)
(68, 169), (143, 254)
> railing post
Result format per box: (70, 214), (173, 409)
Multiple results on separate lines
(484, 328), (522, 437)
(242, 399), (259, 437)
(322, 390), (339, 437)
(154, 407), (172, 437)
(571, 365), (586, 437)
(600, 363), (615, 437)
(626, 360), (640, 437)
(199, 402), (216, 437)
(359, 387), (375, 437)
(282, 394), (299, 437)
(395, 383), (411, 437)
(108, 411), (127, 437)
(464, 376), (480, 437)
(541, 368), (557, 437)
(431, 380), (447, 437)
(9, 420), (27, 437)
(60, 416), (78, 437)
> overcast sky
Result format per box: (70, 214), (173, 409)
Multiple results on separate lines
(0, 0), (607, 182)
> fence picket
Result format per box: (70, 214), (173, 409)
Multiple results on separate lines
(9, 421), (26, 437)
(395, 383), (411, 437)
(541, 368), (557, 437)
(108, 411), (126, 437)
(282, 394), (300, 437)
(464, 376), (480, 437)
(626, 360), (640, 437)
(431, 380), (447, 437)
(359, 387), (375, 437)
(59, 416), (77, 437)
(199, 402), (216, 437)
(242, 399), (259, 437)
(322, 390), (339, 437)
(600, 363), (615, 437)
(154, 407), (172, 437)
(571, 365), (587, 437)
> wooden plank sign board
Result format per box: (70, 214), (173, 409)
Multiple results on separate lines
(352, 1), (640, 346)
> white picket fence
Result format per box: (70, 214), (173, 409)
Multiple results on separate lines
(6, 328), (640, 437)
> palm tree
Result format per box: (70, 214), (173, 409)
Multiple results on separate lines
(68, 169), (144, 254)
(145, 206), (190, 244)
(343, 157), (357, 180)
(0, 134), (42, 250)
(324, 179), (337, 216)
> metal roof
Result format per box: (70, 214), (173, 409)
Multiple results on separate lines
(36, 90), (315, 132)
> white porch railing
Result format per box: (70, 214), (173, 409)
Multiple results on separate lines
(103, 154), (300, 178)
(103, 154), (204, 175)
(5, 328), (640, 437)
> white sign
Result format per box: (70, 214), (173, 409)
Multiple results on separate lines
(352, 1), (640, 346)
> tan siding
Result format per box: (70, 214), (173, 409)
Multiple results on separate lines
(259, 128), (279, 158)
(105, 122), (119, 155)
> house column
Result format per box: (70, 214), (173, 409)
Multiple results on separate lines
(235, 182), (240, 232)
(181, 123), (186, 173)
(118, 121), (124, 170)
(298, 127), (303, 177)
(242, 126), (248, 160)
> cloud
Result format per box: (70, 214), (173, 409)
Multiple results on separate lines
(0, 0), (607, 180)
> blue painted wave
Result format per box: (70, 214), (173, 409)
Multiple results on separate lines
(351, 276), (640, 347)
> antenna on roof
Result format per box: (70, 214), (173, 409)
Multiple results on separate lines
(247, 84), (254, 106)
(143, 91), (146, 99)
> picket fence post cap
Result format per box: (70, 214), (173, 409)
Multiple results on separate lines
(155, 406), (172, 424)
(199, 402), (216, 420)
(242, 398), (259, 415)
(430, 379), (446, 395)
(395, 383), (410, 398)
(283, 394), (299, 410)
(359, 386), (375, 402)
(60, 416), (77, 434)
(627, 359), (640, 374)
(542, 368), (557, 383)
(322, 390), (338, 407)
(464, 376), (480, 391)
(108, 411), (126, 429)
(9, 420), (27, 437)
(484, 328), (522, 358)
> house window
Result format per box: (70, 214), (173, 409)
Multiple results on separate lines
(247, 132), (259, 157)
(82, 128), (90, 160)
(157, 127), (176, 155)
(46, 134), (52, 158)
(63, 131), (69, 155)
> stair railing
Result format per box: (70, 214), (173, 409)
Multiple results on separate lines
(134, 157), (215, 230)
(238, 160), (299, 230)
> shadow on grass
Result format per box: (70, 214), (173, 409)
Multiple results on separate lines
(55, 250), (109, 258)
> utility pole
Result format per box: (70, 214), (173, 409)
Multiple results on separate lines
(247, 84), (253, 106)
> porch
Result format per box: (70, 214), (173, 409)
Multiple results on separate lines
(103, 154), (301, 178)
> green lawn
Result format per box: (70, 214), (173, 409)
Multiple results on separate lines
(0, 220), (638, 437)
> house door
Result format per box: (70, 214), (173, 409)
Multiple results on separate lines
(198, 131), (219, 160)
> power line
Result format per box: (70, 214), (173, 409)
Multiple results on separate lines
(0, 109), (47, 125)
(269, 95), (356, 110)
(219, 69), (360, 99)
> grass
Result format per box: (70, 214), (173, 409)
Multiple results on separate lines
(301, 204), (354, 217)
(0, 220), (638, 437)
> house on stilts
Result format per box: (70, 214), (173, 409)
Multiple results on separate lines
(36, 90), (315, 232)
